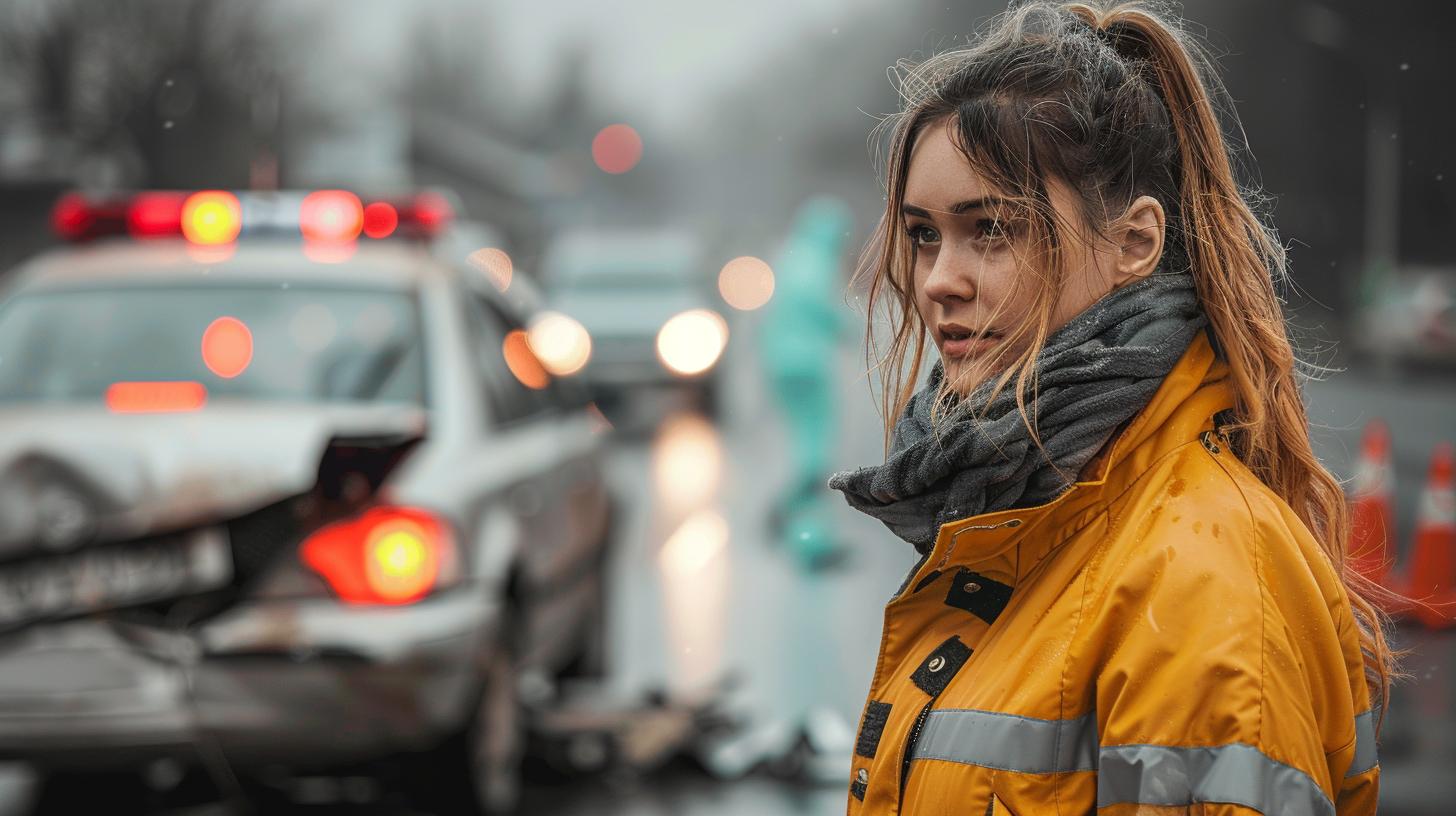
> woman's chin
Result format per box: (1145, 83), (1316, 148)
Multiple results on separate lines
(940, 359), (985, 398)
(941, 356), (1012, 400)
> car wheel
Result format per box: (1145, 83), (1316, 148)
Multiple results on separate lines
(469, 641), (525, 814)
(424, 612), (525, 815)
(557, 495), (617, 683)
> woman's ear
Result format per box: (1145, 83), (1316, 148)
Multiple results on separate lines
(1110, 195), (1166, 288)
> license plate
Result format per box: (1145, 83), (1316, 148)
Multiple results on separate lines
(0, 528), (232, 628)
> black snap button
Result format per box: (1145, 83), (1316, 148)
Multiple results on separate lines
(910, 636), (972, 696)
(944, 569), (1013, 624)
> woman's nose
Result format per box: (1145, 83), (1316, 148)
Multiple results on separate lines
(921, 250), (977, 305)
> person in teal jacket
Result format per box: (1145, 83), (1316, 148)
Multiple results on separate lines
(758, 195), (854, 570)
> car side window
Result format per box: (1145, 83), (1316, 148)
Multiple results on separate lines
(462, 291), (554, 428)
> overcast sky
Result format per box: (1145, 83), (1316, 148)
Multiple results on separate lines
(487, 0), (879, 131)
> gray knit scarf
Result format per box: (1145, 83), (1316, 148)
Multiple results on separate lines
(829, 270), (1207, 554)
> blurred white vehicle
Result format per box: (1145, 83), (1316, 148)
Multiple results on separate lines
(0, 190), (614, 814)
(1354, 266), (1456, 367)
(542, 229), (727, 408)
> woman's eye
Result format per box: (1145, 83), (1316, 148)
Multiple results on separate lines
(976, 218), (1007, 241)
(907, 224), (939, 247)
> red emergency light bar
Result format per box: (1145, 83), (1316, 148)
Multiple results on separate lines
(51, 190), (455, 244)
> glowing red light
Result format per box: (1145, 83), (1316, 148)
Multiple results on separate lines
(409, 192), (453, 236)
(201, 316), (254, 379)
(362, 202), (398, 239)
(127, 192), (186, 238)
(51, 194), (94, 240)
(106, 381), (208, 413)
(299, 190), (364, 242)
(300, 507), (453, 605)
(592, 124), (643, 174)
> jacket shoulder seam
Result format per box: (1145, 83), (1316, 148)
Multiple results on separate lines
(1058, 506), (1109, 816)
(1202, 446), (1268, 755)
(1325, 733), (1356, 759)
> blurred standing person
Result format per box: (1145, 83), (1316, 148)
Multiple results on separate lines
(758, 195), (855, 571)
(830, 3), (1393, 813)
(750, 196), (859, 785)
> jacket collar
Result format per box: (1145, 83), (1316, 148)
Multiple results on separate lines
(914, 329), (1236, 588)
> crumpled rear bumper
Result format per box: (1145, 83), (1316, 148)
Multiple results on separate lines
(0, 586), (499, 770)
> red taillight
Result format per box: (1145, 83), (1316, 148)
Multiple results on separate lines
(105, 381), (208, 413)
(300, 507), (457, 605)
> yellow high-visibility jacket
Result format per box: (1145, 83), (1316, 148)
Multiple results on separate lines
(848, 330), (1378, 815)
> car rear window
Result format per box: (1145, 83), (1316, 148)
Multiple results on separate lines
(0, 284), (425, 406)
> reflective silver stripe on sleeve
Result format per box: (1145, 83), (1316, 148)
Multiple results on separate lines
(1098, 743), (1335, 816)
(1347, 708), (1379, 777)
(909, 708), (1096, 774)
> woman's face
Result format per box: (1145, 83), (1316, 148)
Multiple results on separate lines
(903, 119), (1134, 396)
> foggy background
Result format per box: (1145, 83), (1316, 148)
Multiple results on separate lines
(0, 1), (1453, 814)
(4, 0), (1452, 328)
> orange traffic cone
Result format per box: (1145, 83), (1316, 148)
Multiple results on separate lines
(1405, 443), (1456, 630)
(1348, 421), (1397, 591)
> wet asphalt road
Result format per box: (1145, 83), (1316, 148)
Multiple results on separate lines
(1, 332), (1453, 815)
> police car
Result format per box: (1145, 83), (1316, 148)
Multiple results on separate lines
(0, 190), (614, 812)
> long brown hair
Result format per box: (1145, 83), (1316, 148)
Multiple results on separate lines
(858, 0), (1398, 709)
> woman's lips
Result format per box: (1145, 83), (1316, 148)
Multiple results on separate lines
(941, 333), (1001, 358)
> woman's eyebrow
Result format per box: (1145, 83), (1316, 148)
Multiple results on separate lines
(901, 197), (1005, 218)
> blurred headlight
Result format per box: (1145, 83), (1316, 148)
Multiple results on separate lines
(528, 311), (592, 376)
(718, 256), (775, 311)
(656, 309), (728, 377)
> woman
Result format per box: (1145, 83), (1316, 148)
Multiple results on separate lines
(828, 3), (1393, 814)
